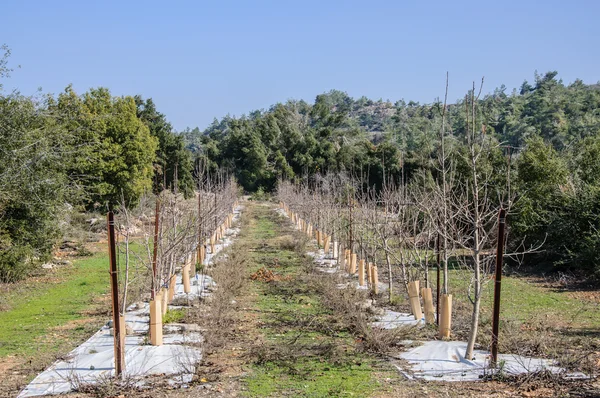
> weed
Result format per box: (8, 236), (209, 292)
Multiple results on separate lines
(163, 308), (186, 324)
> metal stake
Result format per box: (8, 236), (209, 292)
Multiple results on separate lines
(107, 211), (123, 376)
(491, 208), (507, 366)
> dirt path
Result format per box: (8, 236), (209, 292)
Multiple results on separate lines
(162, 202), (524, 397)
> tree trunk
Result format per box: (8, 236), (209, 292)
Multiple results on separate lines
(384, 238), (393, 303)
(465, 254), (481, 360)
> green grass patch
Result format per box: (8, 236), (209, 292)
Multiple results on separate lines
(246, 357), (376, 397)
(433, 269), (600, 328)
(0, 252), (111, 357)
(0, 242), (147, 359)
(240, 204), (382, 397)
(163, 308), (185, 324)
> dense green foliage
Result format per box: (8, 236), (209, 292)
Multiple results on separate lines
(182, 72), (600, 277)
(0, 47), (192, 282)
(135, 96), (194, 196)
(49, 86), (158, 208)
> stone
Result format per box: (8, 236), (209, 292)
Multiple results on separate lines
(182, 323), (202, 333)
(357, 299), (373, 310)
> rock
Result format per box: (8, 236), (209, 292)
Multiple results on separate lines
(60, 241), (78, 251)
(182, 324), (202, 332)
(369, 306), (385, 316)
(357, 299), (373, 310)
(41, 263), (53, 269)
(108, 325), (134, 336)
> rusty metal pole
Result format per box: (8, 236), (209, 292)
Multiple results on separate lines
(348, 192), (353, 253)
(151, 197), (160, 300)
(213, 191), (217, 234)
(436, 233), (441, 326)
(491, 208), (507, 366)
(107, 211), (123, 377)
(197, 189), (202, 265)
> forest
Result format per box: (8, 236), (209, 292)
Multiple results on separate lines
(182, 72), (600, 280)
(2, 37), (600, 284)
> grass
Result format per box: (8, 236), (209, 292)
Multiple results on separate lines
(0, 251), (110, 357)
(163, 308), (185, 324)
(430, 268), (600, 329)
(0, 241), (147, 359)
(240, 204), (385, 397)
(247, 358), (374, 397)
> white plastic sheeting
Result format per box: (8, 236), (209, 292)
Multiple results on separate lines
(372, 310), (422, 329)
(19, 206), (243, 397)
(398, 340), (581, 381)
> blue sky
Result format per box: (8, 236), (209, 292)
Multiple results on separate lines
(2, 0), (599, 131)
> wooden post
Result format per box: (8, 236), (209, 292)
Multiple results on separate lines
(372, 265), (379, 294)
(183, 257), (191, 294)
(119, 314), (126, 366)
(350, 253), (357, 274)
(149, 298), (163, 345)
(421, 287), (435, 324)
(491, 208), (507, 366)
(168, 275), (176, 302)
(408, 281), (423, 322)
(107, 212), (124, 376)
(438, 294), (452, 338)
(358, 259), (365, 286)
(160, 287), (168, 315)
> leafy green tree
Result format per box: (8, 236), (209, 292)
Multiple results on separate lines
(51, 86), (158, 209)
(0, 92), (71, 281)
(135, 96), (194, 196)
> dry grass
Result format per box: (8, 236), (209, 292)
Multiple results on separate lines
(185, 249), (248, 353)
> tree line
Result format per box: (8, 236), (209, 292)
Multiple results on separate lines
(183, 72), (600, 279)
(2, 38), (599, 282)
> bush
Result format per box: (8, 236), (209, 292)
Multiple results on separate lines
(0, 244), (35, 283)
(249, 187), (270, 201)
